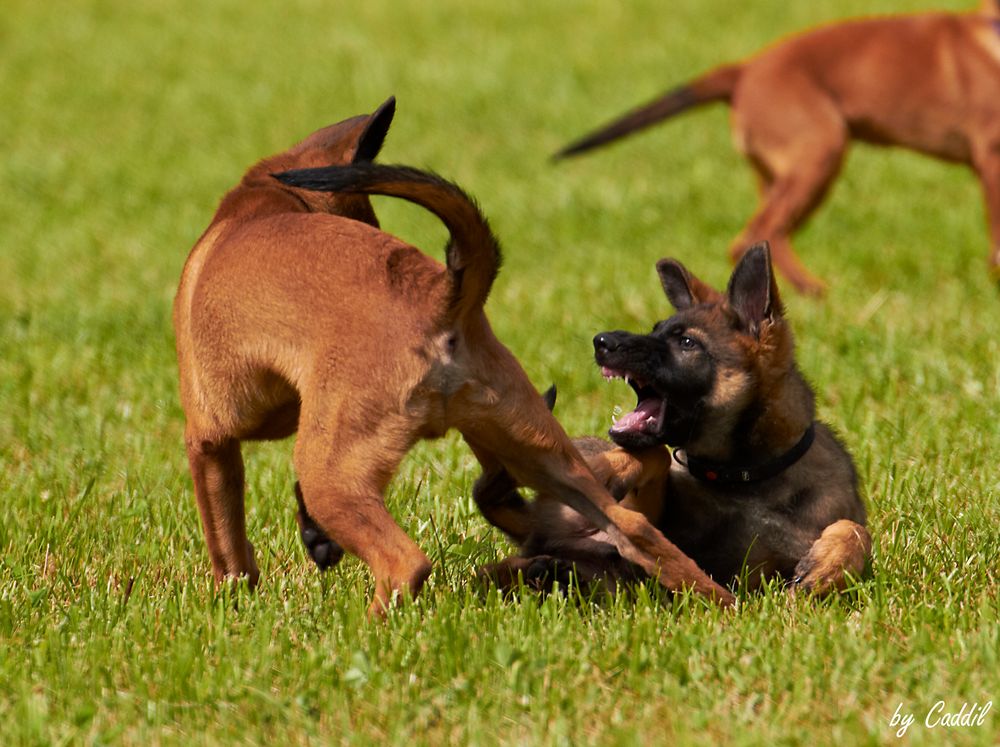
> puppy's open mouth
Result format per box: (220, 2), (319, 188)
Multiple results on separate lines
(601, 366), (666, 436)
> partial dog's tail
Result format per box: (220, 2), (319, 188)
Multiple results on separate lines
(555, 64), (742, 158)
(272, 164), (500, 321)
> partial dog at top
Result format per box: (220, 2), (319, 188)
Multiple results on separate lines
(173, 98), (734, 618)
(477, 244), (871, 596)
(557, 5), (1000, 295)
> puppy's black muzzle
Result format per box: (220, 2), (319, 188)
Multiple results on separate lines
(593, 331), (630, 359)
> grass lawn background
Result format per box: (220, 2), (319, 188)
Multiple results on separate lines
(1, 0), (997, 744)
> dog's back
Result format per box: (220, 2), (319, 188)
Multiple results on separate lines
(735, 13), (1000, 161)
(273, 164), (501, 322)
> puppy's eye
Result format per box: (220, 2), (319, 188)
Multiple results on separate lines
(678, 335), (698, 350)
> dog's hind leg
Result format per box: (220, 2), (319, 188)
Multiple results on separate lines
(185, 430), (260, 586)
(292, 412), (431, 618)
(729, 91), (847, 294)
(792, 519), (872, 595)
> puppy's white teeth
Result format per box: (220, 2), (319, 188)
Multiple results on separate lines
(624, 375), (632, 386)
(600, 366), (622, 381)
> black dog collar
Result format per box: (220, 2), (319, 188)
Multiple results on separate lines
(673, 422), (816, 484)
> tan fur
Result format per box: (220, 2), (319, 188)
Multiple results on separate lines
(559, 8), (1000, 294)
(792, 519), (873, 594)
(173, 101), (734, 617)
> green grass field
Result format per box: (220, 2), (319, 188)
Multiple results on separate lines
(2, 0), (998, 744)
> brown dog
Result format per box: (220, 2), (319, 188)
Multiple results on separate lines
(477, 244), (871, 596)
(557, 6), (1000, 294)
(173, 99), (734, 617)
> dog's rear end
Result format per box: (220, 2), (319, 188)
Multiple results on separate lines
(173, 99), (397, 593)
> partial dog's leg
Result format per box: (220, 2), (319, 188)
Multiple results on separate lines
(972, 143), (1000, 281)
(293, 414), (431, 618)
(729, 92), (847, 294)
(584, 444), (672, 524)
(469, 387), (557, 545)
(792, 519), (872, 595)
(471, 455), (534, 545)
(185, 429), (259, 586)
(476, 441), (668, 594)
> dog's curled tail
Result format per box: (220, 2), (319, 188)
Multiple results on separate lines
(555, 64), (742, 159)
(273, 164), (500, 320)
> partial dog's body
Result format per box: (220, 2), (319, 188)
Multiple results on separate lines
(478, 245), (871, 595)
(173, 99), (734, 616)
(558, 6), (1000, 294)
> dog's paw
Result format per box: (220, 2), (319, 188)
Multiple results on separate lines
(299, 523), (344, 571)
(476, 558), (528, 592)
(792, 520), (871, 595)
(294, 482), (345, 572)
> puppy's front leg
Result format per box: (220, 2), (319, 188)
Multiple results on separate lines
(294, 481), (345, 571)
(581, 443), (672, 524)
(793, 519), (872, 595)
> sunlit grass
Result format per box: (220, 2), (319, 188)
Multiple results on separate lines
(1, 0), (996, 744)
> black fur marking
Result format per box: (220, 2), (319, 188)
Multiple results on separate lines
(555, 85), (700, 159)
(353, 96), (396, 163)
(657, 259), (699, 311)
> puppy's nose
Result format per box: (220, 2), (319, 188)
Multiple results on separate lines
(593, 333), (618, 354)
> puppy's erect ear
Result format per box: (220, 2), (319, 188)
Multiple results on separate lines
(727, 241), (784, 335)
(540, 385), (557, 412)
(656, 258), (723, 310)
(353, 96), (396, 163)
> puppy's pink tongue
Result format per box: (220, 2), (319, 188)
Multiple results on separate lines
(611, 398), (661, 433)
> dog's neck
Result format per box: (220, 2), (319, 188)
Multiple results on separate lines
(676, 421), (816, 485)
(681, 366), (815, 465)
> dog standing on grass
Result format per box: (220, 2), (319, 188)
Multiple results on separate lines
(172, 98), (734, 617)
(476, 244), (871, 596)
(558, 4), (1000, 295)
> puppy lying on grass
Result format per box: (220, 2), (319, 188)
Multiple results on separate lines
(475, 245), (871, 597)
